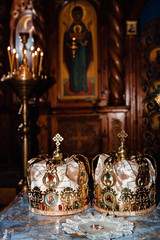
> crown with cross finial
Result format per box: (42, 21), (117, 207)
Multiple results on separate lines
(117, 129), (128, 160)
(92, 129), (157, 216)
(27, 133), (91, 216)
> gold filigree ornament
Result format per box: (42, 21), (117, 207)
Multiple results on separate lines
(77, 161), (88, 185)
(94, 184), (102, 206)
(118, 188), (134, 212)
(60, 187), (78, 211)
(134, 187), (150, 211)
(101, 167), (116, 188)
(119, 188), (134, 204)
(92, 130), (157, 216)
(30, 186), (43, 210)
(27, 133), (91, 215)
(135, 155), (150, 187)
(42, 163), (59, 189)
(101, 154), (116, 188)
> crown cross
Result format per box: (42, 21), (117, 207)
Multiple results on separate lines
(117, 130), (128, 144)
(53, 133), (64, 148)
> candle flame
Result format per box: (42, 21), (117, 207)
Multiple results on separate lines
(16, 53), (19, 71)
(38, 51), (44, 76)
(7, 46), (12, 73)
(6, 44), (45, 78)
(13, 48), (16, 54)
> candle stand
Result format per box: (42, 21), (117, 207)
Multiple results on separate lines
(1, 33), (53, 194)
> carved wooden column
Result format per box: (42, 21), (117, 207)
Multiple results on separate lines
(108, 0), (125, 106)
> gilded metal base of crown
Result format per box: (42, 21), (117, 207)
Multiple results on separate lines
(29, 201), (90, 216)
(28, 185), (90, 216)
(94, 204), (157, 216)
(93, 183), (157, 216)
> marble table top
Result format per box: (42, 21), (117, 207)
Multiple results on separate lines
(0, 194), (160, 240)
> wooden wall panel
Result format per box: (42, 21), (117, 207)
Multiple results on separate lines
(124, 35), (143, 152)
(0, 114), (11, 163)
(50, 115), (102, 161)
(37, 115), (50, 155)
(36, 108), (130, 162)
(107, 112), (127, 151)
(0, 111), (22, 167)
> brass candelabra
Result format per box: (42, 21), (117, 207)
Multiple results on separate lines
(1, 32), (49, 194)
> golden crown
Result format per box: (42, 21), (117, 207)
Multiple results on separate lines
(27, 134), (90, 215)
(92, 130), (157, 216)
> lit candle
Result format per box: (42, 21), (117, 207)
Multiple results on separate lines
(34, 50), (37, 74)
(38, 52), (43, 76)
(29, 46), (34, 69)
(7, 46), (12, 73)
(37, 47), (40, 72)
(37, 47), (40, 58)
(11, 48), (16, 73)
(32, 53), (35, 75)
(16, 53), (19, 71)
(24, 49), (27, 67)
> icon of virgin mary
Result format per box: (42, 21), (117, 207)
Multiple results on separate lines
(63, 5), (93, 94)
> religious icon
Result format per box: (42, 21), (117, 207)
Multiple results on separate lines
(103, 192), (115, 206)
(45, 193), (57, 207)
(126, 21), (137, 35)
(63, 5), (93, 94)
(59, 1), (98, 99)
